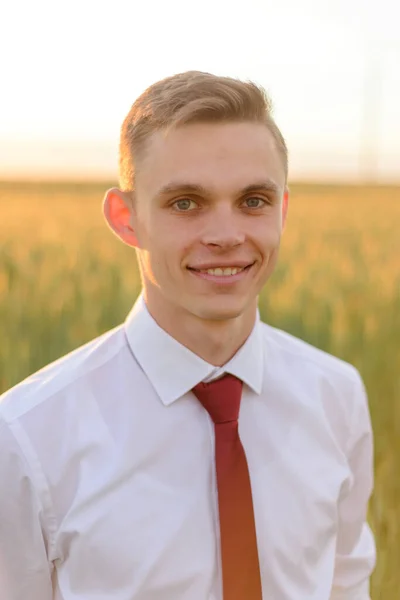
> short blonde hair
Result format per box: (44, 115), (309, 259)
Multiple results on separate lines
(119, 71), (288, 191)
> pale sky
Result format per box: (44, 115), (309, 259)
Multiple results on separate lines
(1, 0), (399, 182)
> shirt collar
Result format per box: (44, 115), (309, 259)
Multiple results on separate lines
(124, 293), (264, 406)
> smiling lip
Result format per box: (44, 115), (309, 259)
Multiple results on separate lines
(188, 261), (254, 271)
(187, 262), (254, 284)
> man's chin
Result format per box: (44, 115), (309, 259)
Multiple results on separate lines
(193, 299), (252, 322)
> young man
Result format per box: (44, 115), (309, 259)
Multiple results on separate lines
(0, 71), (376, 599)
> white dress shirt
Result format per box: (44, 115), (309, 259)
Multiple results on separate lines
(0, 293), (376, 600)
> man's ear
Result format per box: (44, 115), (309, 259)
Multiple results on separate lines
(281, 187), (289, 231)
(102, 187), (139, 247)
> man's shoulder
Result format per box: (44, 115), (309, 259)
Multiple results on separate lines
(259, 320), (361, 385)
(0, 324), (127, 423)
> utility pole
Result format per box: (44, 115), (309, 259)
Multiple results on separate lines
(359, 43), (382, 183)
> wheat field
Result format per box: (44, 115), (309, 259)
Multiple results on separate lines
(1, 180), (399, 597)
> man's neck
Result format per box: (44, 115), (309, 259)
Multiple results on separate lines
(142, 292), (258, 367)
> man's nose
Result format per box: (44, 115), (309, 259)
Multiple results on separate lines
(200, 205), (245, 249)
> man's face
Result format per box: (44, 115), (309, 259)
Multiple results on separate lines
(127, 121), (288, 323)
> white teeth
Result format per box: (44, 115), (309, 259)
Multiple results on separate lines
(204, 267), (243, 276)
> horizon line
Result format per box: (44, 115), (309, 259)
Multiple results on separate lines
(1, 178), (400, 190)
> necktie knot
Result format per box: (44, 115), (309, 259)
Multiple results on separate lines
(192, 373), (243, 424)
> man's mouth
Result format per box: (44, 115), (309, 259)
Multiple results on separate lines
(189, 266), (247, 276)
(187, 262), (255, 279)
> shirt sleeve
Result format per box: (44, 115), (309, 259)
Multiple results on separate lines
(330, 371), (377, 600)
(0, 415), (54, 599)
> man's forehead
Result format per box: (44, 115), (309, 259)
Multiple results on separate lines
(136, 122), (286, 193)
(145, 121), (276, 150)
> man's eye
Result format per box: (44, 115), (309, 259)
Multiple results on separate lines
(173, 198), (197, 211)
(244, 197), (266, 208)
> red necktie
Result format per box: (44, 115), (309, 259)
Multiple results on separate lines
(192, 374), (263, 599)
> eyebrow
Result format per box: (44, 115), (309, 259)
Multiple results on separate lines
(155, 180), (281, 198)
